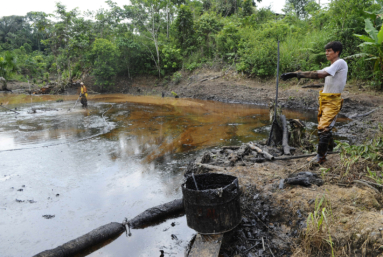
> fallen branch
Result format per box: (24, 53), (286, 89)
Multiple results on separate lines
(209, 75), (221, 80)
(347, 109), (376, 119)
(196, 163), (226, 171)
(280, 115), (291, 155)
(358, 179), (383, 188)
(0, 103), (20, 114)
(354, 180), (380, 193)
(222, 146), (240, 150)
(302, 84), (324, 88)
(274, 152), (339, 161)
(248, 143), (274, 160)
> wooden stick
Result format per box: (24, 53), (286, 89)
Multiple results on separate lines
(302, 84), (324, 88)
(0, 103), (20, 114)
(274, 152), (339, 161)
(358, 179), (383, 188)
(280, 115), (291, 155)
(347, 109), (376, 119)
(353, 180), (380, 193)
(196, 163), (225, 171)
(248, 143), (274, 160)
(222, 146), (240, 150)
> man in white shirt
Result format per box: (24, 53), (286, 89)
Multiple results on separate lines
(281, 41), (348, 164)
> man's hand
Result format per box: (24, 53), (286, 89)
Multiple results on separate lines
(281, 72), (298, 81)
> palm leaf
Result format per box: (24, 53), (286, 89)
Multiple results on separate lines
(378, 26), (383, 44)
(365, 18), (379, 43)
(365, 57), (379, 61)
(354, 34), (375, 43)
(344, 53), (373, 59)
(358, 42), (377, 47)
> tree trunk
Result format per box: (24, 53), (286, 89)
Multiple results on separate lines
(281, 115), (291, 155)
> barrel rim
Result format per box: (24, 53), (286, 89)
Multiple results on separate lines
(182, 173), (238, 192)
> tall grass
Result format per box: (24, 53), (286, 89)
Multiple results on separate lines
(302, 194), (335, 256)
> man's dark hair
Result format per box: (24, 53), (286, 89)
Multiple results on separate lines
(325, 41), (343, 56)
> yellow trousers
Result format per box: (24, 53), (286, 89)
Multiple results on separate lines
(317, 90), (343, 131)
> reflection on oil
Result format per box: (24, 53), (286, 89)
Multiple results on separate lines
(90, 94), (317, 163)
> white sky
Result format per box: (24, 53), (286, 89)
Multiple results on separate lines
(1, 0), (330, 17)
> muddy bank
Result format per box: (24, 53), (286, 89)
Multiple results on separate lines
(185, 139), (383, 256)
(105, 70), (382, 116)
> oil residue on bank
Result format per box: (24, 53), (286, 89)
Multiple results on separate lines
(0, 93), (328, 256)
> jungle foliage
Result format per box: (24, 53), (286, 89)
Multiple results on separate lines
(0, 0), (382, 89)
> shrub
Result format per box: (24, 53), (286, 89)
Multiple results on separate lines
(172, 71), (182, 84)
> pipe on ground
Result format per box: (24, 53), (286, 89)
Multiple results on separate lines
(32, 222), (125, 257)
(129, 198), (184, 229)
(32, 198), (184, 256)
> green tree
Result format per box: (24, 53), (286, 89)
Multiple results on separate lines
(195, 12), (223, 58)
(89, 38), (119, 91)
(109, 0), (168, 77)
(283, 0), (316, 18)
(0, 51), (18, 80)
(241, 0), (254, 16)
(173, 5), (194, 55)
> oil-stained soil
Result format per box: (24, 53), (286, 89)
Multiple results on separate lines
(186, 139), (383, 256)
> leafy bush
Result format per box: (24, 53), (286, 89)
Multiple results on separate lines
(161, 44), (182, 73)
(172, 71), (182, 84)
(216, 21), (241, 60)
(237, 37), (278, 77)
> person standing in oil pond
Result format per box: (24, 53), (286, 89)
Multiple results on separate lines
(80, 82), (88, 108)
(281, 41), (348, 164)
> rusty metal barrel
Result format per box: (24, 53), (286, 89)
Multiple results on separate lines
(182, 173), (241, 234)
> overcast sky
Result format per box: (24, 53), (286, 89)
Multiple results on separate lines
(1, 0), (330, 18)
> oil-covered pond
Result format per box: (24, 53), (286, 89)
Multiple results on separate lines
(0, 93), (344, 256)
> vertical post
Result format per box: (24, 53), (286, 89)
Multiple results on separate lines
(274, 41), (280, 120)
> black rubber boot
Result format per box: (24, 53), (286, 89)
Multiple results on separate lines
(328, 136), (336, 152)
(314, 130), (331, 164)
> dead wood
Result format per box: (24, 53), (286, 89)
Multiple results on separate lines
(301, 84), (324, 88)
(222, 146), (240, 150)
(274, 152), (339, 161)
(280, 115), (291, 155)
(353, 180), (380, 193)
(0, 103), (20, 114)
(247, 143), (274, 160)
(347, 109), (377, 119)
(196, 163), (225, 171)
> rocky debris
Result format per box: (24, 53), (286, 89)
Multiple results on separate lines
(279, 172), (324, 188)
(185, 141), (307, 177)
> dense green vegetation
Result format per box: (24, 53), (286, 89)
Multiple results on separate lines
(0, 0), (383, 90)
